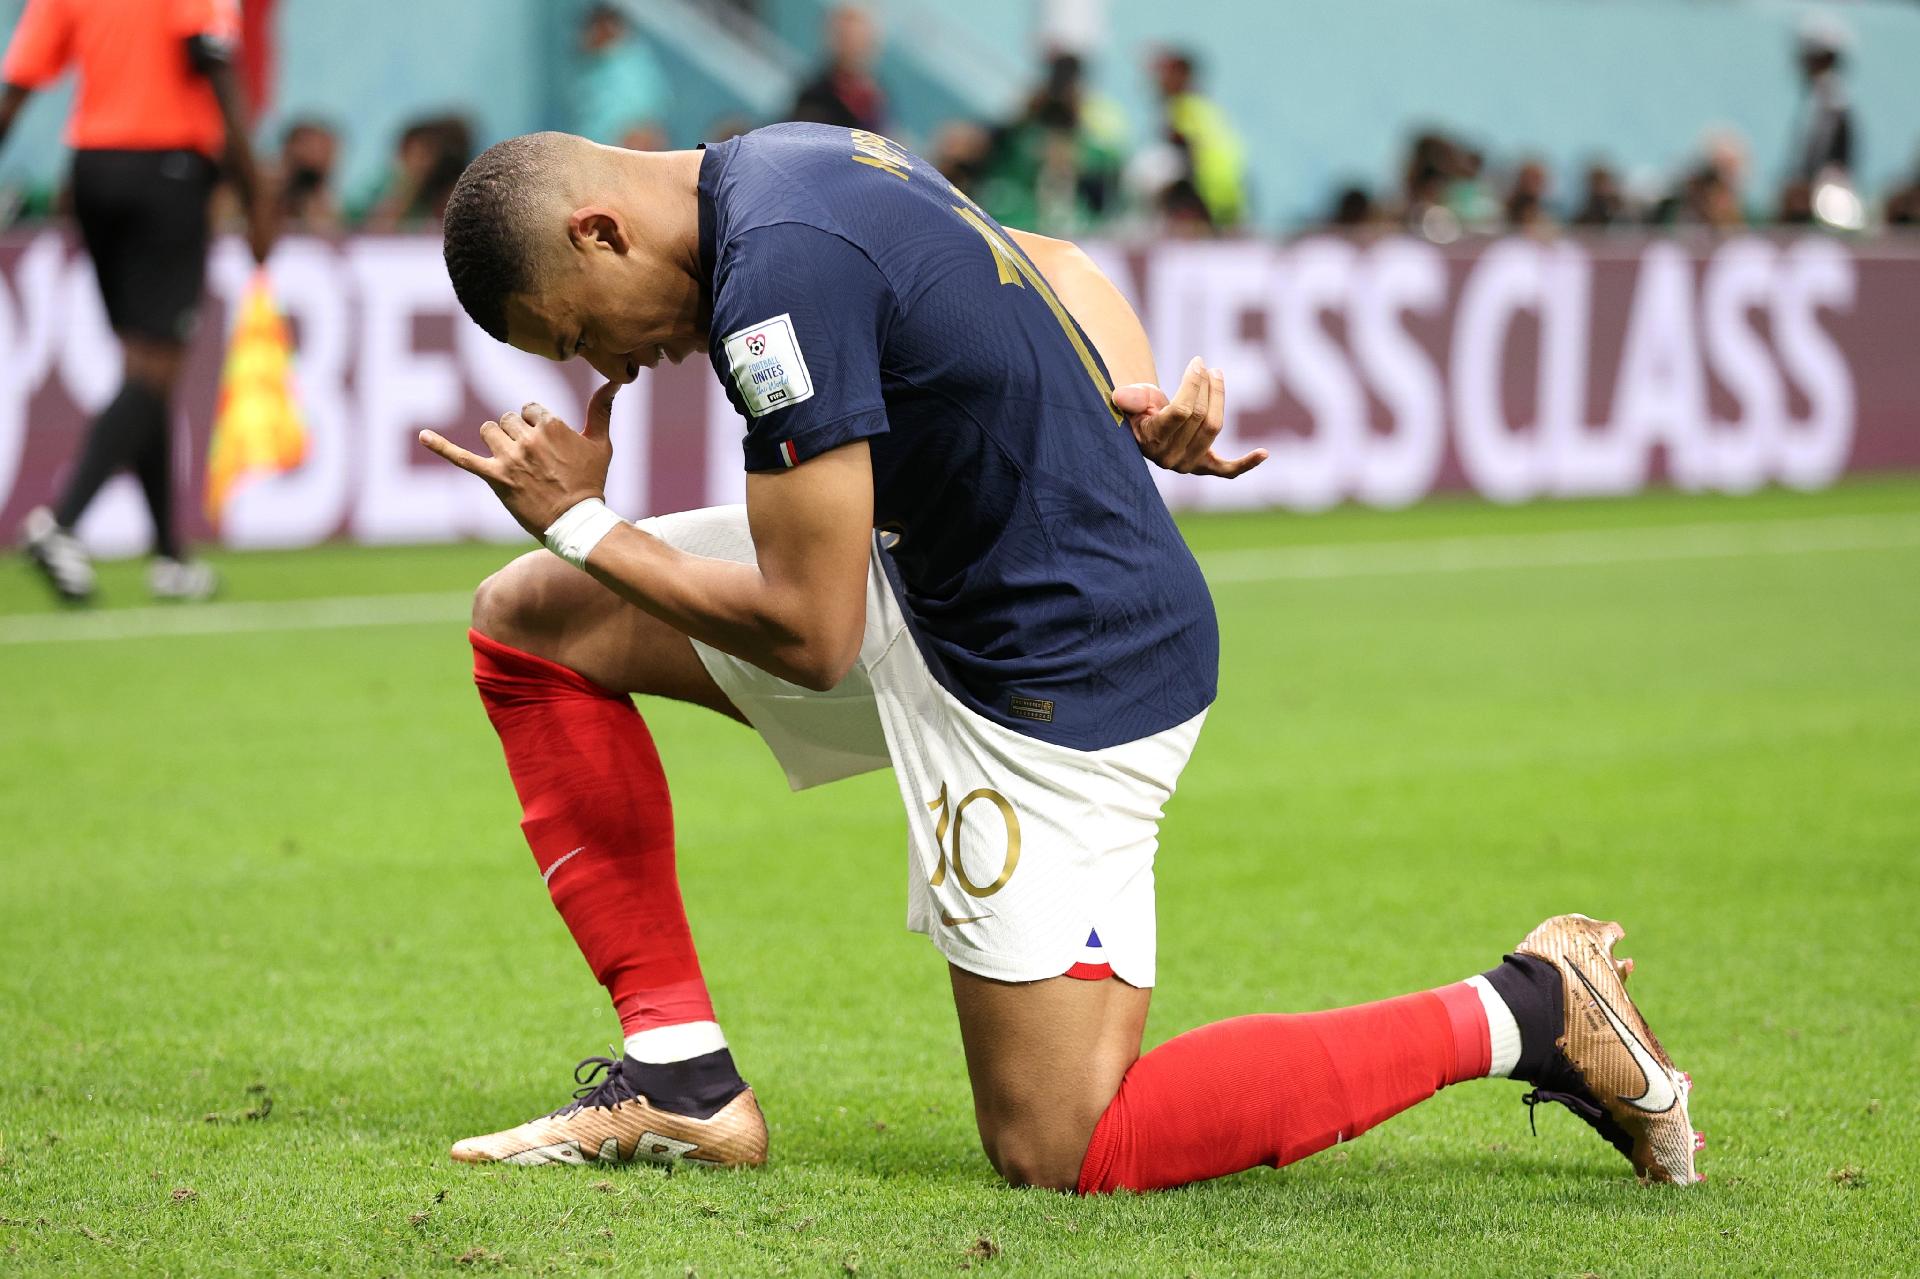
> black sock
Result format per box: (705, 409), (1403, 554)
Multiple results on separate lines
(1479, 953), (1563, 1084)
(622, 1047), (746, 1120)
(132, 406), (180, 560)
(53, 380), (170, 533)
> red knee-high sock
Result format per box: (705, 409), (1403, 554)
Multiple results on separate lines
(1077, 984), (1491, 1194)
(471, 628), (715, 1036)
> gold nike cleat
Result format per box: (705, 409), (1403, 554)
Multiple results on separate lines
(1516, 914), (1701, 1184)
(451, 1056), (769, 1169)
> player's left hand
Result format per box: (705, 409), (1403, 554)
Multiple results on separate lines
(418, 381), (619, 537)
(1114, 356), (1268, 479)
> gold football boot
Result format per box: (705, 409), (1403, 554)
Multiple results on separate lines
(1515, 914), (1702, 1184)
(451, 1055), (768, 1169)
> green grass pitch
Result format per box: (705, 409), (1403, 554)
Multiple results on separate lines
(2, 479), (1916, 1276)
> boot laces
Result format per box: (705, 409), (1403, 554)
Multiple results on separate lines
(550, 1054), (640, 1118)
(1521, 1087), (1608, 1136)
(1519, 1065), (1636, 1159)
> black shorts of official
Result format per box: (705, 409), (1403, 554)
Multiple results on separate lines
(71, 148), (218, 344)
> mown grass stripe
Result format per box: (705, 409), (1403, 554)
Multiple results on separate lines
(1, 511), (1915, 646)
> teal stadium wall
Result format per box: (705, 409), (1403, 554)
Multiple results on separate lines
(1, 0), (1919, 227)
(0, 0), (558, 202)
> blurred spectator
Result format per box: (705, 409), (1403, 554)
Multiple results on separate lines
(930, 120), (991, 194)
(277, 119), (341, 235)
(707, 115), (755, 145)
(791, 6), (887, 134)
(1504, 156), (1553, 232)
(1674, 165), (1743, 229)
(573, 3), (671, 152)
(1777, 179), (1816, 226)
(1328, 184), (1377, 229)
(1788, 17), (1853, 189)
(1147, 46), (1247, 229)
(974, 52), (1125, 236)
(1886, 188), (1920, 227)
(1446, 146), (1499, 232)
(1886, 149), (1920, 227)
(1570, 162), (1627, 228)
(355, 114), (472, 230)
(1785, 19), (1866, 230)
(1157, 177), (1216, 238)
(1657, 129), (1747, 229)
(1401, 130), (1462, 241)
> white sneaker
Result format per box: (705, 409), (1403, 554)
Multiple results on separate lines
(149, 556), (219, 602)
(22, 507), (96, 603)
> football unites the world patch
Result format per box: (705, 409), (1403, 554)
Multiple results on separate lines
(722, 313), (815, 421)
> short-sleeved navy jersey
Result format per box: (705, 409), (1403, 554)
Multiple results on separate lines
(699, 123), (1216, 750)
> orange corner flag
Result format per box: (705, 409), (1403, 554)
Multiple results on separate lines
(205, 271), (309, 528)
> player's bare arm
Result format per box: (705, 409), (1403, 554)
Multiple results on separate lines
(422, 386), (871, 691)
(0, 82), (28, 150)
(1008, 227), (1266, 479)
(204, 61), (275, 265)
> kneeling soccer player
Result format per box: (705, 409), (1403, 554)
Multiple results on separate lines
(422, 125), (1701, 1188)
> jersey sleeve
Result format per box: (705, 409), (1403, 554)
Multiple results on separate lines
(707, 223), (892, 473)
(169, 0), (239, 39)
(2, 0), (74, 90)
(170, 0), (239, 72)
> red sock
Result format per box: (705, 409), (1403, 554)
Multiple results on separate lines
(1077, 983), (1491, 1194)
(471, 629), (715, 1036)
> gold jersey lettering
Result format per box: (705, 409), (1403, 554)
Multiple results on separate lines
(849, 130), (912, 181)
(949, 204), (1120, 422)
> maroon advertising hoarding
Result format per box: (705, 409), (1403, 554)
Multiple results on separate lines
(0, 230), (1914, 555)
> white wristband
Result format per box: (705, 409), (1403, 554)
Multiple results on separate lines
(543, 498), (625, 570)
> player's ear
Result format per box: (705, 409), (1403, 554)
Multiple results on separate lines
(567, 207), (630, 255)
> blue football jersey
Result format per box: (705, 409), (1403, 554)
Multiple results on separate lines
(699, 123), (1217, 750)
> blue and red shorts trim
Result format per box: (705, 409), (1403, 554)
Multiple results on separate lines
(1063, 928), (1113, 981)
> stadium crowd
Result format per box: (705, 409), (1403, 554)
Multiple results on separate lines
(6, 3), (1920, 243)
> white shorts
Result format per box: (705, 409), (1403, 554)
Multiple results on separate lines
(633, 505), (1206, 988)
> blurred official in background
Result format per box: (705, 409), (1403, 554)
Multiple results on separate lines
(0, 0), (274, 603)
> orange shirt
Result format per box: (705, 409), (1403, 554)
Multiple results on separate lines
(2, 0), (239, 156)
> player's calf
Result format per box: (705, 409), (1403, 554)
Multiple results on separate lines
(462, 615), (760, 1169)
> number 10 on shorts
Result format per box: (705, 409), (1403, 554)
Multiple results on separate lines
(925, 783), (1023, 898)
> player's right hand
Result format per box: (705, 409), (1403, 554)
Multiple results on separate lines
(419, 381), (620, 538)
(1113, 356), (1268, 479)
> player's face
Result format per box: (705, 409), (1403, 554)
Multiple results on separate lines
(502, 239), (704, 384)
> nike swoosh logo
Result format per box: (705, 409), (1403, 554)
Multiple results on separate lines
(1568, 962), (1678, 1114)
(542, 847), (586, 884)
(941, 911), (991, 926)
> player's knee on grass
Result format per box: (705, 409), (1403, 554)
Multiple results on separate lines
(974, 1104), (1106, 1192)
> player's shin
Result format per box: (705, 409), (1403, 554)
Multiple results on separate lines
(470, 628), (744, 1116)
(1075, 982), (1494, 1194)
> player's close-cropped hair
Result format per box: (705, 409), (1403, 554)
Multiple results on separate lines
(442, 133), (565, 341)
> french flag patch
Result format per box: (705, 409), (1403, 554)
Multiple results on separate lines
(778, 439), (799, 468)
(1065, 927), (1113, 981)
